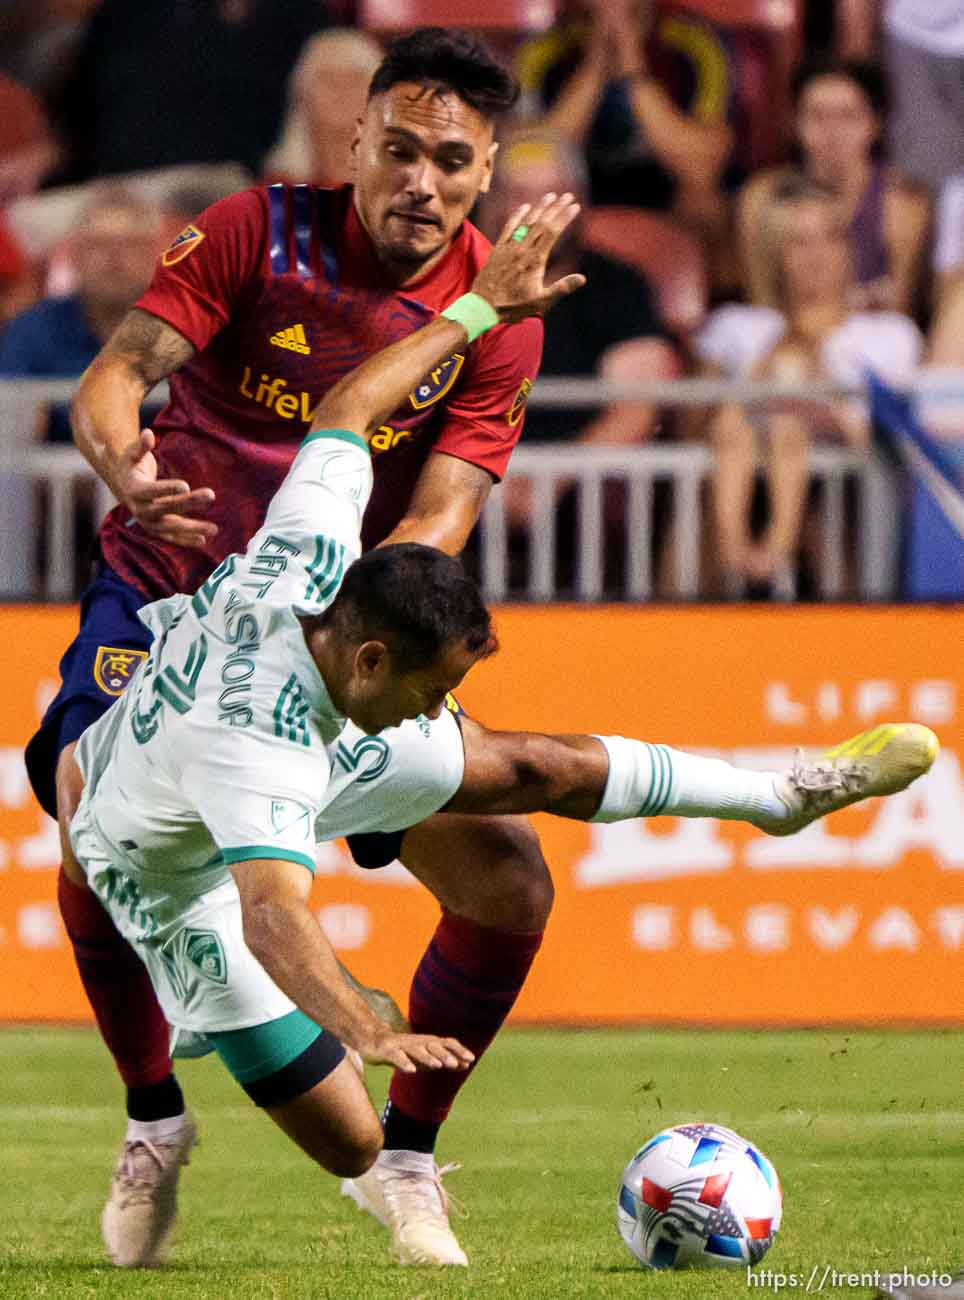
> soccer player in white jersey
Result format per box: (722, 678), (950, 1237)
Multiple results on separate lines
(63, 193), (938, 1269)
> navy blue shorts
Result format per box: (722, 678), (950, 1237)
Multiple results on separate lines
(24, 560), (421, 872)
(25, 563), (153, 819)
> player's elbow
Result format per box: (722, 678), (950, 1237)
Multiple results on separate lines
(69, 367), (98, 447)
(70, 354), (142, 448)
(311, 396), (367, 438)
(311, 372), (385, 440)
(238, 893), (284, 965)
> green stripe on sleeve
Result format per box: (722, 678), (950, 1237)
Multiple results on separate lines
(300, 428), (370, 455)
(313, 550), (344, 604)
(220, 846), (316, 875)
(304, 536), (335, 602)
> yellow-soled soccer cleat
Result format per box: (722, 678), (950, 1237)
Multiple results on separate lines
(341, 1151), (469, 1266)
(759, 723), (939, 837)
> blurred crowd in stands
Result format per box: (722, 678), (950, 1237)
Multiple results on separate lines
(0, 0), (962, 600)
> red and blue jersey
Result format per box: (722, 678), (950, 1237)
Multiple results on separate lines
(100, 183), (543, 599)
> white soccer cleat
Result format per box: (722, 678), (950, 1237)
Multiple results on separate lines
(101, 1112), (198, 1267)
(341, 1149), (469, 1266)
(759, 723), (939, 837)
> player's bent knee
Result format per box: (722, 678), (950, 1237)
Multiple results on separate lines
(515, 844), (554, 926)
(402, 814), (554, 929)
(483, 819), (555, 928)
(327, 1123), (383, 1179)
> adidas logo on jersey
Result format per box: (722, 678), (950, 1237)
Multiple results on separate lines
(270, 323), (311, 355)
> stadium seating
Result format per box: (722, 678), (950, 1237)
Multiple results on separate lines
(361, 0), (555, 32)
(580, 207), (708, 337)
(667, 0), (797, 27)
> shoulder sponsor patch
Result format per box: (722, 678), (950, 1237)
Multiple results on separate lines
(93, 645), (148, 697)
(161, 223), (205, 267)
(409, 352), (464, 410)
(507, 377), (533, 426)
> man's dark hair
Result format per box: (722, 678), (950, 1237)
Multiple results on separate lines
(318, 543), (497, 672)
(791, 57), (889, 120)
(368, 27), (519, 120)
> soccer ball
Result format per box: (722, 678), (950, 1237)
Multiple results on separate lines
(616, 1122), (782, 1269)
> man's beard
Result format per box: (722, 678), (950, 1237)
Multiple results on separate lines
(376, 229), (450, 271)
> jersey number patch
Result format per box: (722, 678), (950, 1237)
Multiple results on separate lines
(334, 735), (391, 784)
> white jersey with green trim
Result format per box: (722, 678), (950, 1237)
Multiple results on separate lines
(72, 429), (464, 933)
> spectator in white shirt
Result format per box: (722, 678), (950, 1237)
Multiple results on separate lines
(921, 172), (964, 438)
(737, 58), (929, 315)
(696, 180), (922, 597)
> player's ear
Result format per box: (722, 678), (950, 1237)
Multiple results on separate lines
(355, 640), (389, 680)
(478, 141), (498, 196)
(349, 117), (364, 174)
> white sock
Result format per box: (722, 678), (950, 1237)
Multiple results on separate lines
(126, 1113), (187, 1144)
(376, 1148), (435, 1174)
(592, 737), (787, 824)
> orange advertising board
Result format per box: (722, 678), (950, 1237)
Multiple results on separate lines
(1, 604), (961, 1025)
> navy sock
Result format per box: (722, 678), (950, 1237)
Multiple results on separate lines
(126, 1073), (185, 1122)
(382, 1100), (440, 1155)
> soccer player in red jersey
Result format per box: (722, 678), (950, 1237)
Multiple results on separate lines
(24, 29), (548, 1268)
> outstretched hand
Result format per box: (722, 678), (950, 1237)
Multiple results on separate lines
(471, 191), (587, 325)
(359, 1029), (475, 1075)
(112, 428), (218, 549)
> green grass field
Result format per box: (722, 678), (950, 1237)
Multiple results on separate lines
(2, 1026), (962, 1299)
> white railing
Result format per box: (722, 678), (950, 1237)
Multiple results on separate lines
(0, 374), (943, 602)
(481, 442), (898, 601)
(0, 439), (898, 603)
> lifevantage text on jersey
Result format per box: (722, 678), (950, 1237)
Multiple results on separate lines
(239, 366), (437, 455)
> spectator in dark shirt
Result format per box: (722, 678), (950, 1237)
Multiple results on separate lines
(515, 1), (731, 237)
(48, 0), (331, 183)
(477, 128), (679, 587)
(0, 185), (164, 440)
